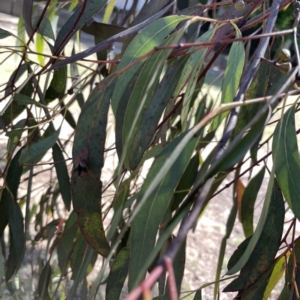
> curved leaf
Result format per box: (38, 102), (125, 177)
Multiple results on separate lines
(241, 167), (265, 237)
(111, 15), (189, 115)
(106, 246), (129, 300)
(49, 4), (175, 71)
(181, 29), (214, 130)
(53, 0), (107, 54)
(273, 105), (300, 221)
(128, 129), (202, 290)
(19, 130), (60, 164)
(4, 149), (25, 281)
(224, 179), (284, 289)
(52, 143), (71, 210)
(122, 24), (189, 169)
(211, 27), (245, 130)
(71, 77), (117, 257)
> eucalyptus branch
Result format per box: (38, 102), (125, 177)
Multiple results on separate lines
(125, 0), (283, 297)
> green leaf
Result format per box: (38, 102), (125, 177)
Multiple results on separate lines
(19, 130), (60, 164)
(128, 129), (202, 290)
(71, 77), (117, 257)
(67, 239), (94, 300)
(193, 290), (202, 300)
(111, 15), (189, 115)
(36, 16), (55, 40)
(122, 25), (189, 170)
(211, 28), (245, 130)
(81, 22), (125, 40)
(237, 265), (274, 299)
(45, 67), (67, 102)
(171, 154), (198, 211)
(0, 148), (23, 254)
(262, 255), (286, 299)
(273, 105), (300, 221)
(224, 179), (284, 289)
(181, 30), (214, 130)
(52, 144), (71, 210)
(22, 0), (33, 37)
(0, 28), (13, 39)
(165, 239), (186, 298)
(241, 167), (265, 237)
(106, 246), (129, 300)
(214, 189), (237, 299)
(38, 261), (52, 300)
(53, 0), (107, 54)
(235, 60), (270, 135)
(13, 93), (42, 106)
(127, 55), (188, 170)
(278, 241), (300, 299)
(115, 66), (143, 159)
(36, 32), (45, 66)
(49, 3), (176, 71)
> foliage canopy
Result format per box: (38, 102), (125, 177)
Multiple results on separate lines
(1, 0), (300, 299)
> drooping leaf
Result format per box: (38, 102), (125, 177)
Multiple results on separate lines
(45, 67), (67, 102)
(0, 148), (23, 238)
(128, 128), (203, 290)
(22, 0), (33, 38)
(81, 22), (125, 40)
(273, 105), (300, 221)
(49, 3), (176, 71)
(181, 29), (214, 130)
(71, 76), (117, 257)
(122, 23), (190, 170)
(67, 240), (94, 300)
(106, 246), (130, 300)
(36, 32), (45, 66)
(224, 179), (284, 290)
(53, 0), (107, 54)
(0, 28), (14, 39)
(52, 143), (71, 210)
(13, 93), (43, 107)
(35, 15), (55, 40)
(211, 27), (245, 130)
(111, 15), (190, 115)
(127, 55), (188, 169)
(171, 154), (198, 211)
(262, 255), (286, 299)
(38, 261), (52, 300)
(165, 238), (186, 298)
(277, 241), (300, 299)
(19, 130), (60, 164)
(241, 167), (265, 237)
(214, 186), (237, 299)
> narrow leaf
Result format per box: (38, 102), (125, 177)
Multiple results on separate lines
(38, 262), (52, 300)
(181, 30), (214, 130)
(22, 0), (33, 38)
(128, 129), (202, 290)
(241, 167), (265, 237)
(111, 15), (189, 115)
(0, 28), (13, 39)
(53, 0), (107, 54)
(19, 130), (60, 164)
(52, 144), (71, 210)
(212, 28), (245, 130)
(106, 246), (130, 300)
(262, 255), (286, 299)
(71, 77), (117, 256)
(49, 4), (183, 71)
(225, 179), (284, 286)
(45, 67), (67, 102)
(273, 106), (300, 221)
